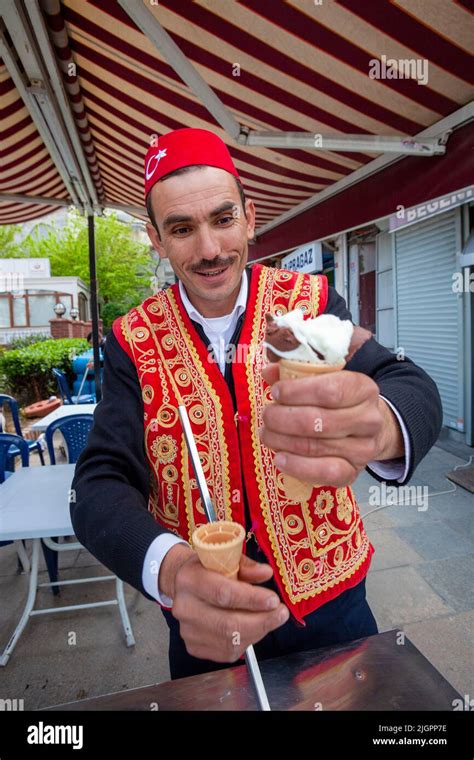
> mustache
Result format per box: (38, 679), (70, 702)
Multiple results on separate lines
(191, 258), (235, 272)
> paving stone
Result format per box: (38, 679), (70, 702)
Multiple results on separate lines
(446, 516), (474, 542)
(419, 445), (469, 472)
(365, 529), (422, 571)
(366, 566), (453, 630)
(404, 611), (474, 697)
(395, 522), (474, 561)
(0, 543), (25, 578)
(351, 470), (376, 502)
(0, 568), (171, 710)
(428, 488), (474, 521)
(367, 501), (441, 528)
(418, 556), (474, 612)
(358, 505), (395, 530)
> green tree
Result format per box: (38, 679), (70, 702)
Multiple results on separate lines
(1, 210), (153, 315)
(0, 224), (21, 256)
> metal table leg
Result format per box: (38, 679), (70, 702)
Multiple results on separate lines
(1, 538), (136, 666)
(116, 578), (136, 647)
(14, 540), (30, 574)
(0, 538), (40, 666)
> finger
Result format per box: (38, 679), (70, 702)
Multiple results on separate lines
(188, 565), (281, 612)
(271, 370), (379, 409)
(238, 555), (274, 584)
(227, 606), (290, 652)
(262, 362), (280, 386)
(262, 400), (380, 439)
(273, 452), (359, 487)
(182, 604), (290, 662)
(259, 428), (378, 465)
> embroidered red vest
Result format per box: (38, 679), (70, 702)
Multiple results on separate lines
(113, 264), (374, 623)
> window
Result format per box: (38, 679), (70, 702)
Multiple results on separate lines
(12, 296), (27, 327)
(0, 291), (73, 327)
(28, 295), (57, 326)
(78, 292), (88, 321)
(0, 297), (9, 328)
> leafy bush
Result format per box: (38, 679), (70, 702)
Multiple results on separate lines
(101, 302), (126, 333)
(7, 333), (50, 350)
(0, 338), (89, 405)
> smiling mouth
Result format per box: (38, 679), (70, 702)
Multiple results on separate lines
(195, 265), (230, 278)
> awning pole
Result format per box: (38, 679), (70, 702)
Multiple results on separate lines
(88, 214), (102, 402)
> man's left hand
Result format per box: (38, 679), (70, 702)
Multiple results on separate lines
(259, 363), (405, 488)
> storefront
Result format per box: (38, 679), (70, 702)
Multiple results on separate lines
(252, 185), (474, 446)
(346, 226), (378, 334)
(386, 187), (473, 443)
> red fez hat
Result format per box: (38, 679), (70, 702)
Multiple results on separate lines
(144, 128), (240, 198)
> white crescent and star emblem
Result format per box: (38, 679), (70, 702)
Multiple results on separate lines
(145, 148), (168, 180)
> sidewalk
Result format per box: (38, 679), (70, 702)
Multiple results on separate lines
(0, 439), (472, 709)
(353, 436), (474, 702)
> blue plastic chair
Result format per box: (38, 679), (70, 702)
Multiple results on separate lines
(0, 434), (30, 572)
(0, 434), (58, 590)
(44, 415), (94, 590)
(45, 414), (94, 465)
(0, 433), (29, 483)
(0, 395), (45, 466)
(52, 368), (95, 405)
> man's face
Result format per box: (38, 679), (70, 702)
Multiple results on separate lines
(146, 166), (255, 317)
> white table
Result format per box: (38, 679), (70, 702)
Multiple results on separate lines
(30, 404), (97, 432)
(0, 464), (134, 666)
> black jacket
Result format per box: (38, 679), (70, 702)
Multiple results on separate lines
(71, 275), (443, 600)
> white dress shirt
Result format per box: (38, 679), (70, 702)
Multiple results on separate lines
(142, 275), (411, 606)
(178, 273), (248, 373)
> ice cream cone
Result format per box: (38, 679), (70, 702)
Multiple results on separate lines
(279, 358), (345, 380)
(278, 359), (345, 501)
(192, 520), (246, 579)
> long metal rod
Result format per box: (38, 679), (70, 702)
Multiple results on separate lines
(255, 103), (473, 238)
(118, 0), (241, 140)
(25, 0), (100, 210)
(0, 1), (91, 209)
(178, 405), (271, 711)
(179, 405), (216, 523)
(0, 28), (81, 209)
(240, 130), (447, 154)
(76, 365), (89, 403)
(0, 193), (71, 206)
(88, 215), (102, 402)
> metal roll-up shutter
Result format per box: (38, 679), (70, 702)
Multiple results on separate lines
(394, 209), (462, 431)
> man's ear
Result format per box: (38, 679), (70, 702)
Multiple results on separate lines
(146, 222), (168, 259)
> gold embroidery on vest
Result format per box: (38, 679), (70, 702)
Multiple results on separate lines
(165, 291), (233, 529)
(288, 272), (304, 309)
(136, 292), (233, 538)
(245, 267), (371, 603)
(151, 435), (177, 464)
(124, 304), (185, 531)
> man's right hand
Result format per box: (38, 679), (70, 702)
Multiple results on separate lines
(158, 544), (290, 663)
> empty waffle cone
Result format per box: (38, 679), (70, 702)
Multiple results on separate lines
(279, 358), (345, 380)
(278, 359), (345, 502)
(192, 520), (246, 580)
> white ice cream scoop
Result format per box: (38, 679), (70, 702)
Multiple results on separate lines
(264, 310), (354, 365)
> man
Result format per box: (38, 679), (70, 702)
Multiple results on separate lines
(85, 330), (105, 372)
(72, 128), (442, 680)
(86, 330), (106, 350)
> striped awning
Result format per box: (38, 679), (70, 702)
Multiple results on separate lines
(0, 59), (69, 224)
(1, 0), (473, 245)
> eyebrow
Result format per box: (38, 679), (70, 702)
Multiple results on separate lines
(162, 201), (237, 230)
